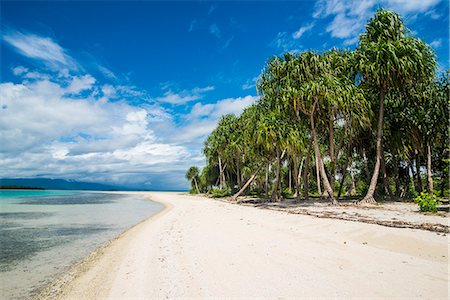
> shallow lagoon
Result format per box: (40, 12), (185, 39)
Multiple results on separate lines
(0, 190), (163, 299)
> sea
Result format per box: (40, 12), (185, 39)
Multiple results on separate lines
(0, 190), (163, 299)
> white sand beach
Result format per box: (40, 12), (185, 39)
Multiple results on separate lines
(40, 192), (449, 299)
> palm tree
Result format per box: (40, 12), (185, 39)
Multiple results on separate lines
(185, 166), (200, 194)
(357, 9), (436, 204)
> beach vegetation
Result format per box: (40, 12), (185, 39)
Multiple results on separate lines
(187, 9), (449, 206)
(415, 192), (441, 212)
(185, 166), (200, 194)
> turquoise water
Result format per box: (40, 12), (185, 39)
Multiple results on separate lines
(0, 189), (76, 199)
(0, 190), (163, 299)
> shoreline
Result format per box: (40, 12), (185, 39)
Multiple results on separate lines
(37, 192), (448, 299)
(33, 191), (171, 300)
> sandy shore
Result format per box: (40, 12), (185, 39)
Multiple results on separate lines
(39, 192), (449, 299)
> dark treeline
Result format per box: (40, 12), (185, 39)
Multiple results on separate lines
(186, 9), (449, 205)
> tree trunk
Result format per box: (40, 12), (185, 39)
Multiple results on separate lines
(293, 156), (298, 198)
(193, 178), (200, 194)
(329, 111), (336, 190)
(271, 146), (282, 202)
(426, 140), (433, 194)
(310, 99), (337, 205)
(303, 138), (312, 201)
(380, 146), (392, 198)
(415, 154), (423, 192)
(338, 153), (350, 199)
(315, 155), (322, 196)
(296, 157), (304, 202)
(361, 88), (385, 204)
(232, 166), (261, 201)
(265, 164), (269, 199)
(288, 158), (292, 192)
(218, 156), (224, 189)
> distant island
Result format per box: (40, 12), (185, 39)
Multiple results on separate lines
(0, 178), (122, 191)
(0, 185), (45, 190)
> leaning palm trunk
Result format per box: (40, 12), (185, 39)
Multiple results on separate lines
(315, 156), (322, 196)
(232, 166), (262, 201)
(193, 178), (200, 194)
(361, 89), (385, 204)
(310, 100), (338, 205)
(426, 141), (433, 194)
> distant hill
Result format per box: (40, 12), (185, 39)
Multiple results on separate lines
(0, 178), (127, 191)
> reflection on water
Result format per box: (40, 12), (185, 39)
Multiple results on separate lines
(18, 192), (121, 205)
(0, 190), (163, 299)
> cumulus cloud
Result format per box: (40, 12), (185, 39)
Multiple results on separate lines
(178, 95), (258, 142)
(0, 70), (196, 189)
(3, 30), (79, 70)
(1, 29), (257, 189)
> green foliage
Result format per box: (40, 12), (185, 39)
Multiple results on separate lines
(282, 187), (294, 199)
(210, 187), (231, 198)
(415, 192), (441, 212)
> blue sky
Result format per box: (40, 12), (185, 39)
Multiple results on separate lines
(1, 0), (448, 190)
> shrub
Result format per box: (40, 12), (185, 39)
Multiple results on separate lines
(415, 192), (441, 213)
(211, 187), (231, 198)
(282, 187), (294, 199)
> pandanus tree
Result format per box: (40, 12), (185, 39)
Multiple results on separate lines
(231, 104), (271, 200)
(289, 51), (365, 205)
(203, 114), (238, 188)
(185, 166), (200, 194)
(357, 9), (436, 204)
(403, 73), (449, 194)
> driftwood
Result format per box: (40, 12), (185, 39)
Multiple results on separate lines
(231, 200), (449, 234)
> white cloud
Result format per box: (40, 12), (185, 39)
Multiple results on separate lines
(3, 30), (78, 70)
(12, 66), (28, 76)
(292, 23), (315, 39)
(429, 39), (442, 48)
(66, 75), (96, 94)
(385, 0), (441, 14)
(190, 95), (257, 119)
(155, 86), (215, 105)
(313, 0), (443, 45)
(179, 95), (258, 142)
(0, 71), (197, 189)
